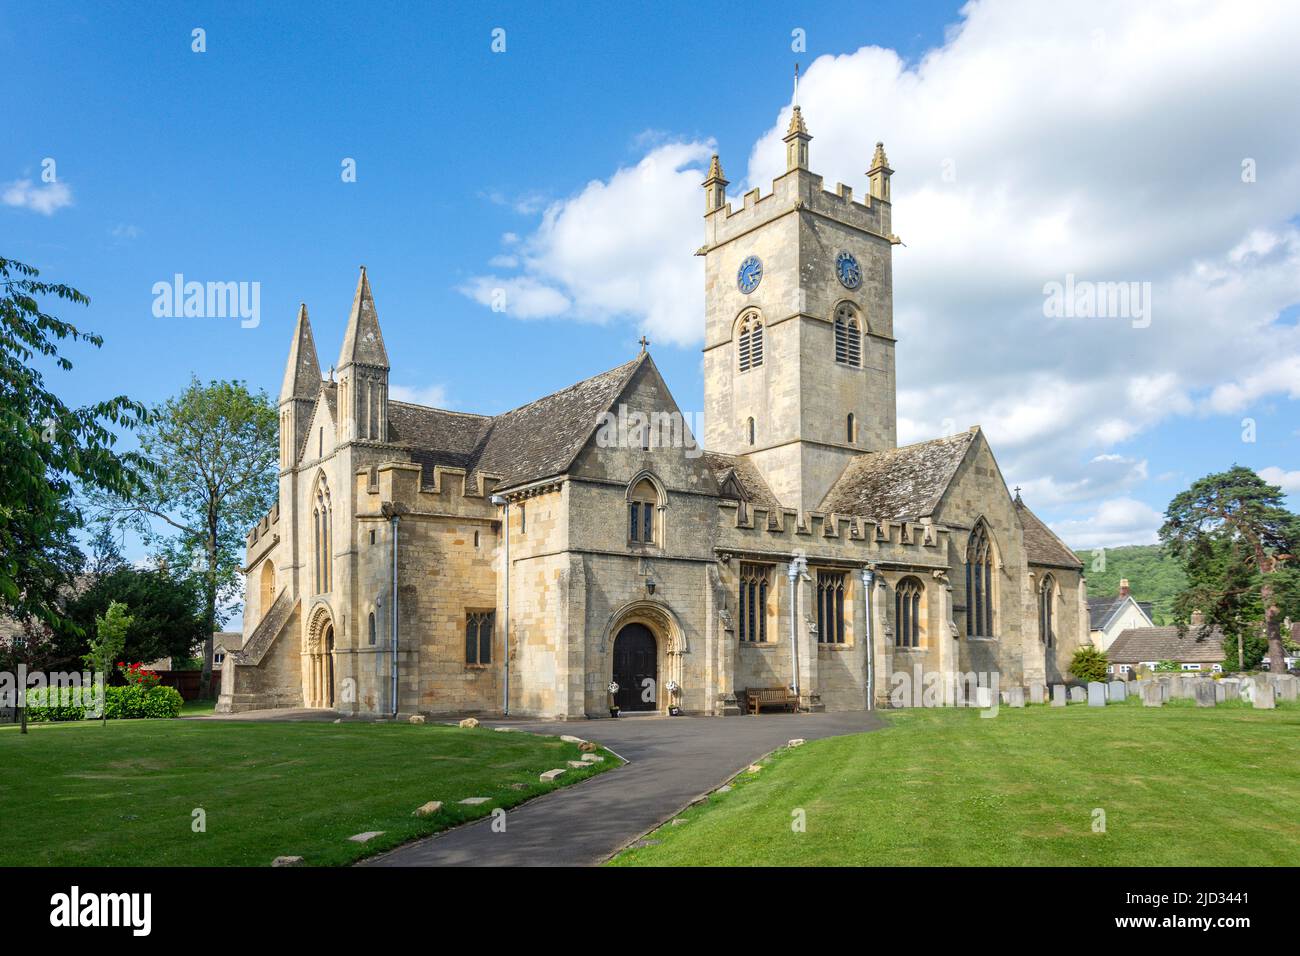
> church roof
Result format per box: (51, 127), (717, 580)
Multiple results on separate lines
(1107, 626), (1226, 665)
(818, 431), (976, 520)
(1015, 498), (1084, 570)
(703, 451), (783, 516)
(388, 354), (645, 492)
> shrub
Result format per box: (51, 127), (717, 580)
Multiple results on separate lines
(1068, 645), (1110, 683)
(1154, 660), (1179, 673)
(24, 686), (88, 722)
(23, 684), (182, 722)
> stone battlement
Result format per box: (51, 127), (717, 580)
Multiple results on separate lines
(716, 499), (949, 559)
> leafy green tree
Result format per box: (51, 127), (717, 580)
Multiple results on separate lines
(1154, 660), (1178, 673)
(60, 565), (205, 671)
(84, 601), (131, 725)
(1068, 645), (1109, 683)
(98, 378), (277, 693)
(1160, 466), (1300, 675)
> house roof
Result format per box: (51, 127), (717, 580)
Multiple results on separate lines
(388, 355), (645, 493)
(1107, 626), (1226, 664)
(1087, 595), (1154, 631)
(702, 451), (783, 516)
(818, 431), (976, 520)
(1015, 499), (1083, 570)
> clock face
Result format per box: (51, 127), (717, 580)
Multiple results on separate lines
(737, 255), (763, 294)
(836, 252), (862, 290)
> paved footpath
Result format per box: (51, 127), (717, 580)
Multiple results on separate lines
(362, 710), (885, 867)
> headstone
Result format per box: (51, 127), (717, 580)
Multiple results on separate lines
(1193, 682), (1216, 707)
(1007, 686), (1025, 708)
(539, 769), (566, 782)
(1141, 682), (1163, 707)
(1051, 685), (1067, 706)
(1251, 677), (1275, 710)
(1220, 680), (1241, 701)
(1275, 675), (1298, 701)
(974, 686), (994, 708)
(1168, 675), (1183, 698)
(1069, 686), (1086, 703)
(1029, 683), (1045, 704)
(1214, 683), (1226, 703)
(1087, 682), (1107, 707)
(1108, 680), (1127, 702)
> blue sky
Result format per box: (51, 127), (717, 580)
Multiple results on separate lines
(5, 0), (1299, 576)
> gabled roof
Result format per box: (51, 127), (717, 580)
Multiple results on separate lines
(703, 451), (782, 515)
(1107, 626), (1226, 664)
(1087, 595), (1154, 631)
(384, 354), (645, 492)
(1016, 499), (1084, 570)
(818, 431), (976, 520)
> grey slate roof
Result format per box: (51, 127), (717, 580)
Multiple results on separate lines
(1087, 595), (1154, 631)
(388, 355), (644, 492)
(703, 451), (783, 515)
(818, 431), (976, 520)
(1016, 499), (1084, 570)
(1107, 626), (1226, 664)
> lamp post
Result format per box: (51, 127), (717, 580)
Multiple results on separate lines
(787, 555), (808, 707)
(490, 494), (510, 717)
(861, 567), (875, 711)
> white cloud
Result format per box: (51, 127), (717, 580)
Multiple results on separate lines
(457, 275), (572, 320)
(1259, 466), (1300, 494)
(462, 0), (1300, 515)
(390, 383), (451, 409)
(3, 178), (73, 215)
(1051, 497), (1165, 550)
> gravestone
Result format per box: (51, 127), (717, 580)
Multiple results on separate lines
(974, 686), (994, 709)
(1220, 680), (1241, 701)
(1275, 675), (1298, 702)
(1141, 682), (1163, 707)
(1193, 681), (1217, 707)
(1029, 683), (1045, 704)
(1168, 675), (1184, 698)
(1108, 681), (1127, 702)
(1214, 683), (1226, 703)
(1007, 686), (1025, 708)
(1251, 677), (1275, 710)
(1087, 682), (1107, 707)
(1069, 686), (1086, 703)
(1051, 685), (1067, 706)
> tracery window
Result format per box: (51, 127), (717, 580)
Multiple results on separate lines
(816, 570), (846, 644)
(965, 522), (995, 637)
(738, 563), (772, 643)
(895, 577), (923, 648)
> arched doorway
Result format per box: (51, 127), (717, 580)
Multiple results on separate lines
(612, 623), (658, 712)
(323, 624), (335, 708)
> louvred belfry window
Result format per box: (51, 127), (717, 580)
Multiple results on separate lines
(834, 305), (862, 367)
(738, 313), (764, 372)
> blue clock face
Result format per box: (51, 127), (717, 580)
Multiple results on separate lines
(836, 252), (862, 290)
(737, 255), (763, 294)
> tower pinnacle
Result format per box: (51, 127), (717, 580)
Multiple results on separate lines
(702, 153), (729, 213)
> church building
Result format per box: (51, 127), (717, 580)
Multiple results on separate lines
(218, 104), (1087, 718)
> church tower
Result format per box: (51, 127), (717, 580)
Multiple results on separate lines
(336, 266), (390, 443)
(701, 97), (898, 513)
(279, 302), (321, 472)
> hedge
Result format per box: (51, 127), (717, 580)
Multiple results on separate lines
(24, 684), (184, 722)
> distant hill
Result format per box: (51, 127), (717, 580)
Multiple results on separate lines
(1070, 544), (1187, 626)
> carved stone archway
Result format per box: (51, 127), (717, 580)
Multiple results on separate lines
(601, 600), (687, 714)
(304, 603), (336, 709)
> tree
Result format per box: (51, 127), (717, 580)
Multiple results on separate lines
(84, 601), (131, 726)
(1068, 645), (1109, 683)
(1160, 466), (1300, 675)
(60, 565), (206, 670)
(1, 257), (147, 733)
(98, 378), (277, 694)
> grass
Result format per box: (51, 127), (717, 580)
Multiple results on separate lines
(610, 697), (1300, 866)
(179, 699), (217, 716)
(0, 717), (616, 866)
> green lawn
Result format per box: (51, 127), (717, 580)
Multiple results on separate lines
(0, 718), (615, 866)
(611, 699), (1300, 866)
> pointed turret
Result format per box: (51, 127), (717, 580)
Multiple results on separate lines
(702, 154), (728, 214)
(336, 266), (389, 443)
(337, 265), (389, 371)
(784, 65), (812, 172)
(280, 303), (322, 403)
(868, 141), (893, 203)
(278, 303), (322, 470)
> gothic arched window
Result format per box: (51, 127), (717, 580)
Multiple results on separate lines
(965, 521), (995, 637)
(628, 477), (659, 544)
(1039, 574), (1055, 648)
(847, 412), (856, 444)
(313, 477), (332, 594)
(895, 577), (924, 648)
(738, 312), (764, 373)
(834, 304), (863, 367)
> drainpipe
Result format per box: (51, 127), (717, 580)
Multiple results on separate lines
(787, 555), (807, 707)
(490, 494), (510, 717)
(384, 507), (400, 718)
(861, 567), (875, 711)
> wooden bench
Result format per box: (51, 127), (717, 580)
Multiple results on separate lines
(746, 686), (798, 715)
